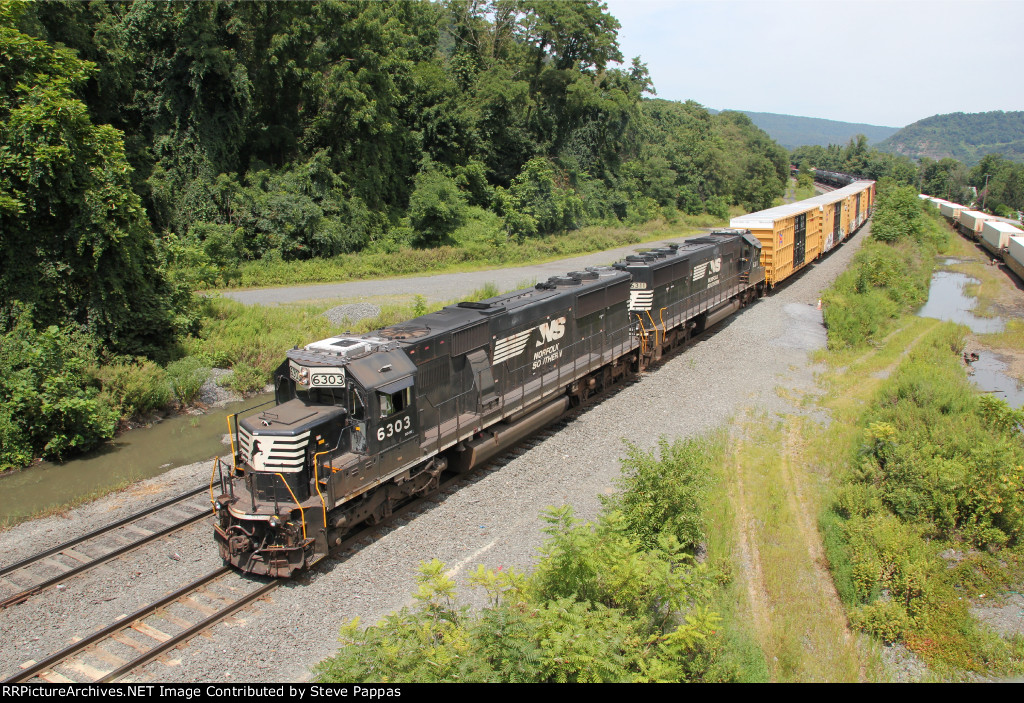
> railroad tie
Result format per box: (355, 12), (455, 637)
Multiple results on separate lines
(60, 549), (93, 564)
(89, 647), (128, 668)
(110, 632), (149, 653)
(121, 525), (154, 537)
(37, 670), (75, 684)
(130, 622), (171, 643)
(65, 659), (109, 681)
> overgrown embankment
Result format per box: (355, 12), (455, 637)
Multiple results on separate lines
(818, 181), (1024, 677)
(314, 437), (766, 683)
(822, 181), (948, 349)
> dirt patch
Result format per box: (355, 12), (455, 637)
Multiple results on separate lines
(971, 593), (1024, 639)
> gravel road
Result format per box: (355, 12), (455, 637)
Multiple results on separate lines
(223, 238), (704, 306)
(0, 227), (869, 683)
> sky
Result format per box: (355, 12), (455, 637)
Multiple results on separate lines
(602, 0), (1024, 128)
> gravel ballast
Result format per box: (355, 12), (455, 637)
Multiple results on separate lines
(0, 227), (869, 683)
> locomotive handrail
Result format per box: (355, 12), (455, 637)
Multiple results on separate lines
(226, 417), (237, 472)
(209, 458), (220, 516)
(275, 473), (307, 540)
(634, 314), (648, 356)
(313, 450), (329, 529)
(646, 310), (659, 347)
(418, 384), (479, 454)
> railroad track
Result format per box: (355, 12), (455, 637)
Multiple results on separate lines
(0, 484), (214, 609)
(3, 380), (631, 684)
(7, 566), (276, 683)
(3, 334), (677, 683)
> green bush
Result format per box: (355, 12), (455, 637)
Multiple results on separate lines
(223, 362), (267, 395)
(0, 307), (118, 467)
(409, 167), (469, 247)
(601, 437), (715, 552)
(95, 357), (173, 417)
(314, 435), (743, 683)
(852, 600), (910, 644)
(166, 357), (210, 405)
(500, 158), (583, 239)
(705, 195), (730, 219)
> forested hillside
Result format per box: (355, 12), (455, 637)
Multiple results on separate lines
(790, 136), (919, 185)
(0, 0), (789, 469)
(876, 110), (1024, 166)
(735, 111), (899, 150)
(792, 136), (1024, 216)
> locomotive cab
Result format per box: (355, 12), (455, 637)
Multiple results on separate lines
(215, 337), (423, 576)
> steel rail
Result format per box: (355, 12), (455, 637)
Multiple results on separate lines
(0, 484), (210, 579)
(101, 580), (278, 682)
(0, 488), (212, 609)
(5, 567), (232, 683)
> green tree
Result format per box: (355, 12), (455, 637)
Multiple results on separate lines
(408, 166), (469, 246)
(500, 157), (583, 238)
(0, 6), (183, 357)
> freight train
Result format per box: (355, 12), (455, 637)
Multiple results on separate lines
(212, 230), (768, 576)
(213, 174), (878, 577)
(924, 194), (1024, 278)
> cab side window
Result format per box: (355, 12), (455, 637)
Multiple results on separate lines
(350, 387), (367, 453)
(377, 387), (410, 418)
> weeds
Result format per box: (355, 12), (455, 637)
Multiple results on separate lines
(314, 435), (758, 683)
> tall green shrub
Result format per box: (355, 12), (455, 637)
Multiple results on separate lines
(0, 306), (117, 468)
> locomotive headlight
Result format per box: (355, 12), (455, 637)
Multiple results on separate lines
(269, 515), (281, 528)
(299, 367), (309, 383)
(215, 500), (223, 511)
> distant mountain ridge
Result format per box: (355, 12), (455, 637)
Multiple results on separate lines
(709, 109), (900, 149)
(875, 111), (1024, 166)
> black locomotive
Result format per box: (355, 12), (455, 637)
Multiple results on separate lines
(813, 169), (868, 189)
(213, 230), (766, 576)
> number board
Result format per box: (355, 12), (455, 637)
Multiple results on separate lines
(289, 361), (346, 387)
(309, 369), (346, 387)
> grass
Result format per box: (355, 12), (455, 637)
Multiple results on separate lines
(716, 413), (865, 682)
(982, 319), (1024, 351)
(222, 214), (730, 290)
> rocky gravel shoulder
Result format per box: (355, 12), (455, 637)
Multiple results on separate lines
(1, 228), (870, 683)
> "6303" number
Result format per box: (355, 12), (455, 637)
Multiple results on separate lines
(377, 416), (411, 441)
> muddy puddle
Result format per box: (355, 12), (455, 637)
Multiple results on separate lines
(917, 270), (1005, 333)
(966, 354), (1024, 408)
(0, 394), (273, 523)
(918, 269), (1024, 406)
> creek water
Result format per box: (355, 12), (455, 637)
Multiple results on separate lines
(917, 268), (1024, 407)
(0, 393), (273, 523)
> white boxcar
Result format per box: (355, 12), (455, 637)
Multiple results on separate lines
(1005, 236), (1024, 283)
(981, 221), (1024, 257)
(958, 210), (998, 239)
(939, 201), (968, 220)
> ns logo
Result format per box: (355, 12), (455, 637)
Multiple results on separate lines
(537, 317), (566, 345)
